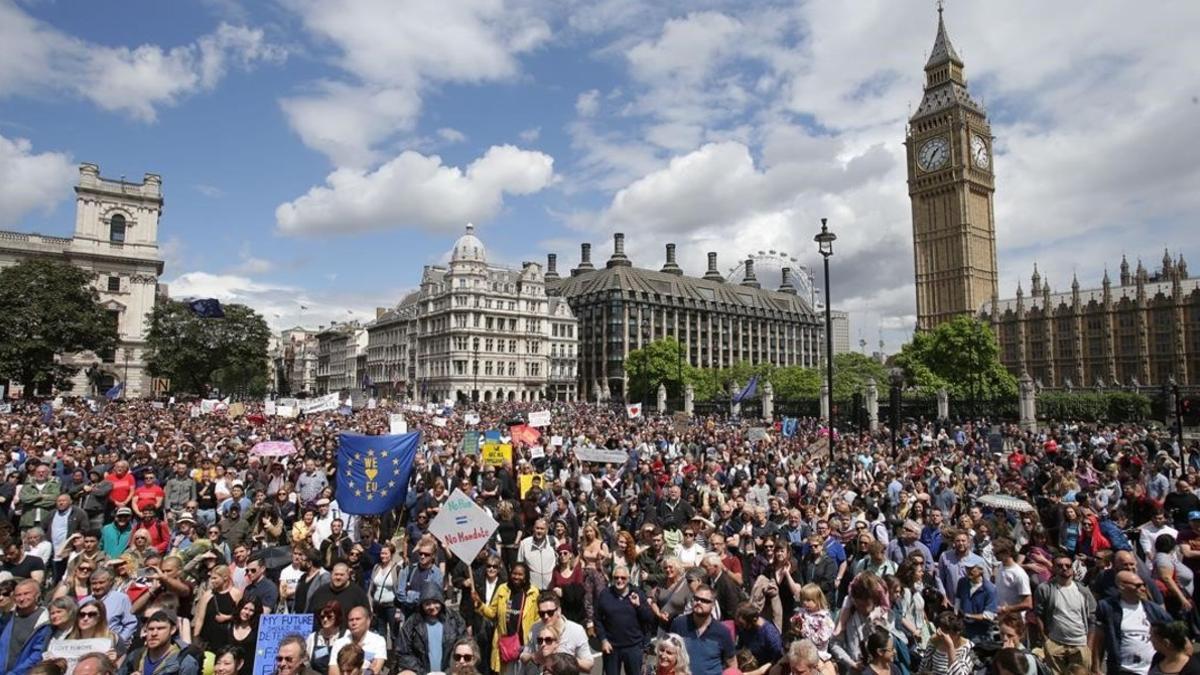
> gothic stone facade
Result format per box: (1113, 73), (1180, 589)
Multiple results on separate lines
(546, 234), (823, 402)
(981, 253), (1199, 387)
(0, 163), (164, 398)
(907, 10), (999, 331)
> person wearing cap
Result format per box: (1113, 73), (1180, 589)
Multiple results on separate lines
(219, 503), (252, 549)
(101, 508), (135, 558)
(953, 554), (997, 641)
(171, 512), (199, 554)
(218, 482), (251, 518)
(886, 520), (935, 573)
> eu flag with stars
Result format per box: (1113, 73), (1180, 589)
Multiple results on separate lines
(336, 431), (420, 515)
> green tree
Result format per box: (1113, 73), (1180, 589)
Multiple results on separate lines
(772, 365), (821, 400)
(144, 300), (271, 396)
(832, 352), (889, 400)
(624, 338), (693, 401)
(0, 258), (118, 393)
(894, 316), (1016, 399)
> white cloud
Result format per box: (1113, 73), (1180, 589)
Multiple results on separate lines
(0, 134), (75, 227)
(0, 3), (284, 122)
(575, 89), (600, 116)
(437, 127), (467, 144)
(518, 127), (541, 142)
(280, 0), (550, 164)
(276, 144), (556, 236)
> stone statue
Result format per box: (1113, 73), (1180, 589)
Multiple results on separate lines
(657, 383), (667, 413)
(1064, 377), (1074, 391)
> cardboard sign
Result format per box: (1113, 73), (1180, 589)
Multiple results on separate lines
(482, 442), (513, 467)
(464, 412), (480, 426)
(461, 430), (481, 455)
(428, 488), (498, 563)
(519, 474), (535, 498)
(47, 637), (113, 674)
(228, 402), (246, 418)
(432, 416), (447, 427)
(673, 411), (690, 433)
(265, 401), (277, 416)
(389, 414), (408, 435)
(748, 427), (768, 442)
(277, 405), (298, 419)
(367, 398), (377, 410)
(550, 435), (563, 447)
(529, 445), (545, 459)
(252, 614), (316, 675)
(574, 446), (629, 464)
(0, 403), (12, 414)
(528, 410), (552, 428)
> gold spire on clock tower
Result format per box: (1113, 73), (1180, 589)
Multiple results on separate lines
(907, 6), (999, 331)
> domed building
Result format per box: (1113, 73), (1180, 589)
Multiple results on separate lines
(365, 223), (579, 403)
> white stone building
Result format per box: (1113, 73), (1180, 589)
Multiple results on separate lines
(0, 163), (164, 398)
(272, 328), (319, 396)
(366, 224), (579, 403)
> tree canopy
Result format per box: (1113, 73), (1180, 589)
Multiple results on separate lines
(893, 315), (1016, 399)
(0, 258), (118, 393)
(624, 338), (694, 401)
(144, 300), (271, 396)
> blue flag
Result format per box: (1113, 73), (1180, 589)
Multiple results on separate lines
(336, 432), (420, 515)
(188, 298), (225, 318)
(39, 402), (53, 424)
(362, 374), (374, 390)
(105, 382), (125, 400)
(733, 375), (758, 403)
(782, 417), (798, 438)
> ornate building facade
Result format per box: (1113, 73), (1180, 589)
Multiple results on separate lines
(981, 253), (1200, 387)
(546, 234), (824, 401)
(0, 163), (164, 398)
(907, 9), (999, 331)
(364, 224), (579, 403)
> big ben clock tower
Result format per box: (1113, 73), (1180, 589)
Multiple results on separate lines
(907, 7), (999, 331)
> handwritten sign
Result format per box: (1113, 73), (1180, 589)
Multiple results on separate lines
(389, 414), (408, 435)
(748, 427), (768, 442)
(432, 416), (447, 428)
(461, 430), (481, 455)
(265, 400), (277, 416)
(47, 637), (115, 674)
(464, 412), (480, 426)
(673, 411), (690, 433)
(482, 442), (513, 467)
(574, 446), (629, 464)
(550, 435), (563, 447)
(276, 405), (297, 419)
(252, 614), (316, 675)
(527, 410), (551, 428)
(529, 445), (545, 459)
(428, 488), (498, 563)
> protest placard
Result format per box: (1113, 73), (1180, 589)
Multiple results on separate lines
(461, 430), (481, 455)
(389, 414), (407, 435)
(748, 427), (768, 442)
(482, 442), (513, 466)
(527, 410), (551, 427)
(464, 412), (480, 426)
(46, 637), (112, 674)
(299, 393), (340, 414)
(265, 400), (277, 416)
(550, 435), (563, 447)
(432, 416), (447, 427)
(574, 446), (629, 464)
(276, 405), (297, 419)
(673, 411), (690, 433)
(253, 614), (316, 675)
(529, 445), (545, 459)
(428, 488), (498, 563)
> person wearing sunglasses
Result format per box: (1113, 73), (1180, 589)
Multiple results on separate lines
(595, 564), (654, 675)
(668, 584), (735, 675)
(446, 638), (482, 674)
(394, 581), (467, 675)
(522, 594), (593, 673)
(1093, 570), (1170, 675)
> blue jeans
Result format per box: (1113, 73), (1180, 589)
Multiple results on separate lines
(602, 644), (644, 675)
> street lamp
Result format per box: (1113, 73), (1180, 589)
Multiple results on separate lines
(473, 339), (479, 404)
(889, 367), (905, 456)
(814, 218), (836, 461)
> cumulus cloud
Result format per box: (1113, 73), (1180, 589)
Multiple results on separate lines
(0, 134), (75, 227)
(280, 0), (550, 164)
(437, 127), (467, 144)
(0, 3), (284, 122)
(276, 144), (555, 236)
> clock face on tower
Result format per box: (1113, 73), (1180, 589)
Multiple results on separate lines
(971, 134), (990, 170)
(917, 137), (949, 172)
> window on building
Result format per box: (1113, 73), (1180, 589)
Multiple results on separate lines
(100, 310), (120, 362)
(508, 362), (516, 376)
(485, 361), (494, 375)
(109, 214), (126, 243)
(107, 276), (120, 292)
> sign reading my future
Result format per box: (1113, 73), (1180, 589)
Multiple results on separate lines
(428, 488), (498, 563)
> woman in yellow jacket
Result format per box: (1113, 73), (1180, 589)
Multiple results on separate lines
(473, 561), (540, 674)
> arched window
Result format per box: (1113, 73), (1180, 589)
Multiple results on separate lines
(109, 214), (126, 243)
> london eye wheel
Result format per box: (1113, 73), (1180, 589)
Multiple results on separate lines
(726, 250), (821, 310)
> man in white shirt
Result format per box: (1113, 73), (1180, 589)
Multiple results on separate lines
(1138, 509), (1177, 562)
(278, 549), (306, 609)
(517, 519), (557, 590)
(992, 538), (1031, 618)
(523, 595), (593, 673)
(330, 606), (388, 674)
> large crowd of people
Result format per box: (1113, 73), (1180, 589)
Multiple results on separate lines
(0, 396), (1196, 675)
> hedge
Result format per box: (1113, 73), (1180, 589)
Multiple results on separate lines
(1036, 391), (1151, 423)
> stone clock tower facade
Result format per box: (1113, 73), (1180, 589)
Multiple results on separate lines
(907, 8), (999, 331)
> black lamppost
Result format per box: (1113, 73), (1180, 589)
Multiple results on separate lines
(814, 218), (836, 461)
(889, 367), (905, 456)
(473, 340), (480, 404)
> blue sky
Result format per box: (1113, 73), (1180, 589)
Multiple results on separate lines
(2, 0), (1198, 353)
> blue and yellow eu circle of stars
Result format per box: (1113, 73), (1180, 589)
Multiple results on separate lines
(346, 448), (402, 501)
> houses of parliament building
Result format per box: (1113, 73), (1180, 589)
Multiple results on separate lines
(907, 10), (1199, 387)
